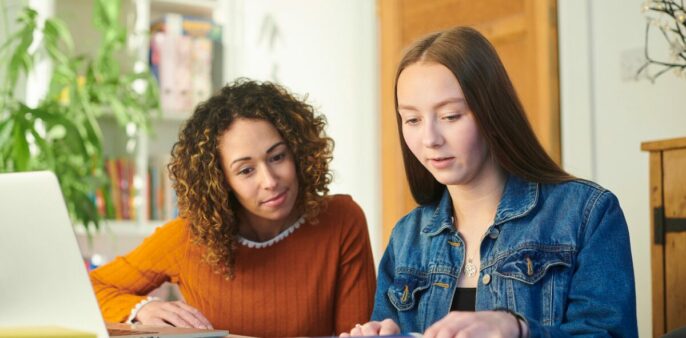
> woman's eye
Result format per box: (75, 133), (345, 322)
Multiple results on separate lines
(237, 167), (254, 176)
(444, 114), (462, 121)
(404, 118), (419, 125)
(271, 153), (286, 162)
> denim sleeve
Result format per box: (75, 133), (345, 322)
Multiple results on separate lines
(527, 191), (638, 338)
(370, 239), (400, 324)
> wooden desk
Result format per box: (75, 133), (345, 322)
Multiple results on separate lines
(106, 322), (251, 338)
(642, 137), (686, 337)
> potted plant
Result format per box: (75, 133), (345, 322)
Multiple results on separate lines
(0, 0), (159, 231)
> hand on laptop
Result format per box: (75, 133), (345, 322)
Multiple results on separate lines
(340, 319), (400, 336)
(136, 300), (213, 330)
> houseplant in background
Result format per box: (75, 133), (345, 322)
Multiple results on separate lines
(638, 0), (686, 81)
(0, 0), (159, 231)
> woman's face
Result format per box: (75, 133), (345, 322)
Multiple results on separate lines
(218, 118), (299, 227)
(396, 62), (491, 187)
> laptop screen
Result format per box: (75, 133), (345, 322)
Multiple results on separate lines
(0, 171), (229, 338)
(0, 171), (112, 338)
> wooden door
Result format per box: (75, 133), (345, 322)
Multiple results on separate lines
(378, 0), (561, 243)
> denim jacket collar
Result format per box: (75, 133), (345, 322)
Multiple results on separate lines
(421, 189), (455, 236)
(493, 175), (539, 225)
(421, 175), (539, 236)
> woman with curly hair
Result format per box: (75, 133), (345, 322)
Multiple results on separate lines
(90, 79), (376, 337)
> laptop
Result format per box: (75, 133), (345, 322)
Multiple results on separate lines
(0, 171), (228, 338)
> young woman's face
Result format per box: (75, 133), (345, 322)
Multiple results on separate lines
(218, 118), (299, 227)
(397, 62), (490, 187)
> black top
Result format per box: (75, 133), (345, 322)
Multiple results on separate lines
(450, 287), (476, 311)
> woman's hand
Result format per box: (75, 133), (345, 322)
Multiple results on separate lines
(423, 311), (526, 338)
(340, 319), (401, 336)
(135, 300), (213, 329)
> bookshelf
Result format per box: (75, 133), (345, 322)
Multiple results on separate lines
(54, 0), (230, 258)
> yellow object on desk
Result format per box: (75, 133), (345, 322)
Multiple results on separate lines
(0, 326), (96, 338)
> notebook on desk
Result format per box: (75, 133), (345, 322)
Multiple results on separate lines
(0, 171), (228, 338)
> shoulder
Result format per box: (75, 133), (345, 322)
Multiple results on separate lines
(144, 217), (192, 246)
(314, 194), (368, 236)
(545, 178), (607, 193)
(157, 217), (191, 233)
(540, 179), (618, 207)
(539, 179), (623, 226)
(320, 194), (366, 220)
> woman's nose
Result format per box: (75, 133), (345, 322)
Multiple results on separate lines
(422, 121), (443, 148)
(261, 167), (278, 190)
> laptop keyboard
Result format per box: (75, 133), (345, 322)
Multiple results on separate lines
(108, 327), (157, 336)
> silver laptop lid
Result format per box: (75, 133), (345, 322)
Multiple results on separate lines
(0, 171), (109, 338)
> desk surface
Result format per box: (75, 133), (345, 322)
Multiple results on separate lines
(107, 322), (251, 338)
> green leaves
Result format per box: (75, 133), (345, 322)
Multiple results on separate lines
(2, 8), (36, 95)
(93, 0), (121, 32)
(43, 17), (73, 65)
(10, 109), (30, 172)
(0, 3), (159, 232)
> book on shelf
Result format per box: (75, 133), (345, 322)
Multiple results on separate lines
(148, 156), (178, 221)
(149, 13), (222, 118)
(103, 157), (178, 222)
(105, 158), (122, 220)
(150, 14), (221, 40)
(191, 37), (213, 108)
(104, 158), (134, 220)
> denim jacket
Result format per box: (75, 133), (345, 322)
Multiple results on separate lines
(372, 175), (637, 337)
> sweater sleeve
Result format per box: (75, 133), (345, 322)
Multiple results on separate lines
(333, 196), (377, 335)
(89, 218), (189, 322)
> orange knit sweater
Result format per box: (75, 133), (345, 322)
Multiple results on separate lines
(90, 195), (376, 337)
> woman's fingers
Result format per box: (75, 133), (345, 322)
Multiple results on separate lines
(349, 323), (364, 336)
(360, 322), (382, 336)
(158, 306), (196, 328)
(378, 319), (401, 335)
(423, 311), (522, 338)
(136, 300), (212, 329)
(424, 312), (468, 338)
(143, 317), (172, 327)
(172, 301), (213, 329)
(341, 320), (401, 336)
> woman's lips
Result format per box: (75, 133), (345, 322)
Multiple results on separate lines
(261, 190), (288, 207)
(428, 157), (455, 169)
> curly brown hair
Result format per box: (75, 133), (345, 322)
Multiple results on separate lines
(168, 78), (334, 278)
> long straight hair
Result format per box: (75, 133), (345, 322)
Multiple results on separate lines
(395, 26), (573, 205)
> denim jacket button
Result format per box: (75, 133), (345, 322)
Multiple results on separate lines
(447, 240), (462, 247)
(489, 228), (500, 239)
(482, 273), (492, 285)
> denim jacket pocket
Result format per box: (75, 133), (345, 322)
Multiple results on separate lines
(387, 272), (430, 311)
(494, 246), (573, 284)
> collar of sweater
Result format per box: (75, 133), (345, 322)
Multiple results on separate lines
(237, 216), (306, 249)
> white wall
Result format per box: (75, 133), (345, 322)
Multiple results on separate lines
(228, 0), (382, 260)
(559, 1), (686, 336)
